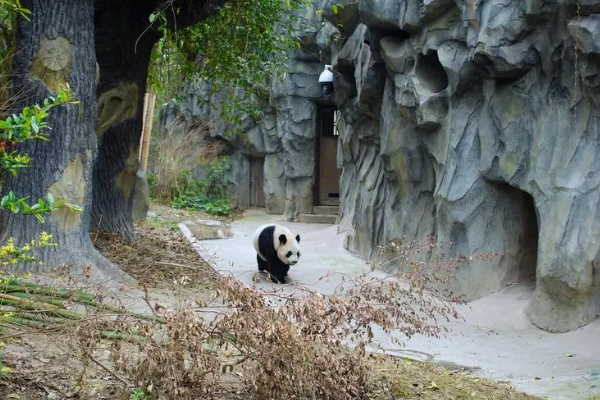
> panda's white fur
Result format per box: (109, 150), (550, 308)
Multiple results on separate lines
(252, 223), (301, 284)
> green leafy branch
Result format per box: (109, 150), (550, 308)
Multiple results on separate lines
(147, 0), (310, 133)
(0, 86), (80, 222)
(0, 87), (75, 175)
(0, 0), (30, 20)
(331, 3), (345, 15)
(0, 191), (82, 223)
(316, 3), (347, 33)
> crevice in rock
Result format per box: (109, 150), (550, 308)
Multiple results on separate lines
(335, 61), (358, 105)
(493, 182), (539, 285)
(470, 48), (540, 83)
(563, 2), (600, 18)
(415, 50), (449, 94)
(516, 188), (538, 283)
(370, 27), (410, 62)
(372, 27), (410, 42)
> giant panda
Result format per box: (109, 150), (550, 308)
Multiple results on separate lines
(252, 223), (301, 284)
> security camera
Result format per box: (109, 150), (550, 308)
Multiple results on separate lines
(319, 65), (334, 95)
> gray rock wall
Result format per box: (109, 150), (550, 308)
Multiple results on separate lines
(321, 0), (600, 332)
(157, 5), (327, 219)
(158, 0), (600, 332)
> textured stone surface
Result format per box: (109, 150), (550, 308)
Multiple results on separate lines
(325, 0), (600, 333)
(264, 154), (286, 214)
(380, 36), (414, 74)
(157, 7), (327, 220)
(319, 0), (360, 36)
(185, 220), (231, 240)
(358, 0), (420, 32)
(160, 1), (600, 332)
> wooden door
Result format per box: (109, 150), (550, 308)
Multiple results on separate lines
(319, 137), (339, 204)
(317, 106), (340, 205)
(249, 156), (265, 208)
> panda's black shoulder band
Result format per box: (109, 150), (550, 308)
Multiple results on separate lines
(258, 225), (278, 262)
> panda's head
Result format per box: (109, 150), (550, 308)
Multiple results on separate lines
(275, 228), (301, 266)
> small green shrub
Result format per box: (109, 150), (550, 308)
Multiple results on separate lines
(129, 387), (147, 400)
(172, 178), (231, 216)
(173, 192), (231, 216)
(197, 155), (232, 198)
(172, 156), (232, 216)
(175, 168), (191, 196)
(146, 170), (156, 195)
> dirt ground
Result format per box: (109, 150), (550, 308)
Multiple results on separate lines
(0, 203), (543, 400)
(0, 204), (227, 400)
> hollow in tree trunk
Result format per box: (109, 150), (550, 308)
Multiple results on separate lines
(0, 0), (127, 282)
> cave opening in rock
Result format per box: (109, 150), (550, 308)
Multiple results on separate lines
(495, 183), (539, 284)
(415, 50), (448, 93)
(370, 27), (410, 48)
(516, 189), (538, 283)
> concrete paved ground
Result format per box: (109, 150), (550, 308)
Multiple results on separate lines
(183, 210), (600, 400)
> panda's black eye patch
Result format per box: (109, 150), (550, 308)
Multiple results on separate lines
(286, 251), (292, 258)
(297, 252), (300, 257)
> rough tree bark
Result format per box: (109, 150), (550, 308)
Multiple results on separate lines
(0, 0), (126, 281)
(92, 0), (226, 239)
(91, 0), (160, 239)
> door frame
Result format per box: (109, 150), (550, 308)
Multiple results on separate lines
(249, 155), (266, 208)
(314, 104), (339, 206)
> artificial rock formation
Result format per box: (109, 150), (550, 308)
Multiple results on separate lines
(161, 0), (600, 332)
(318, 0), (600, 332)
(159, 3), (328, 219)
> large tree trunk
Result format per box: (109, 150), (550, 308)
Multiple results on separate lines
(91, 0), (159, 239)
(0, 0), (126, 282)
(92, 0), (226, 238)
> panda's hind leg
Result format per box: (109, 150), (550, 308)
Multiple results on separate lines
(268, 262), (289, 284)
(256, 254), (268, 271)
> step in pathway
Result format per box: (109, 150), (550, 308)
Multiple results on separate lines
(298, 204), (340, 224)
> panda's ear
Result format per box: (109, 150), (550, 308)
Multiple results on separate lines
(278, 234), (287, 245)
(296, 234), (300, 243)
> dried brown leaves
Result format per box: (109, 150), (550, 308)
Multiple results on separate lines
(94, 236), (500, 399)
(91, 222), (216, 289)
(1, 227), (501, 399)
